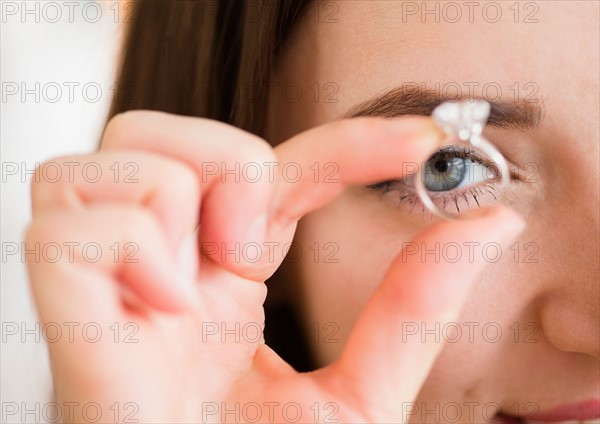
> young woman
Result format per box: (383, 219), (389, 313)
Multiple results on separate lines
(26, 1), (599, 423)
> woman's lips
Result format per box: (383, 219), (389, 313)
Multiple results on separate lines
(529, 399), (600, 422)
(496, 399), (600, 423)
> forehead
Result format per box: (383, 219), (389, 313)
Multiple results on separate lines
(289, 1), (596, 78)
(273, 1), (598, 143)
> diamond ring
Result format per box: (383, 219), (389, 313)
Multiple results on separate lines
(414, 100), (511, 220)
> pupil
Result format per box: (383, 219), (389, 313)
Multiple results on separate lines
(423, 155), (467, 192)
(434, 159), (449, 173)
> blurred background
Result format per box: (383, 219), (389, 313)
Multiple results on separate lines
(2, 1), (122, 421)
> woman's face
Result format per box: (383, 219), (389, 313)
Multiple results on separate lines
(266, 1), (599, 421)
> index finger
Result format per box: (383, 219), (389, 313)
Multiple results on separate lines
(101, 111), (277, 276)
(269, 116), (443, 233)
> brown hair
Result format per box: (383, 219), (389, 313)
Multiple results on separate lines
(107, 0), (316, 371)
(108, 0), (311, 135)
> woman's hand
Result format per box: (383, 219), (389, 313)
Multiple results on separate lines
(26, 111), (525, 423)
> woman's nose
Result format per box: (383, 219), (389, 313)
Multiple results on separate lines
(535, 208), (600, 359)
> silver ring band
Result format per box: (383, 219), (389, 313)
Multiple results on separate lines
(415, 101), (510, 220)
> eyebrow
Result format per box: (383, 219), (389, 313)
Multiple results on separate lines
(343, 86), (544, 130)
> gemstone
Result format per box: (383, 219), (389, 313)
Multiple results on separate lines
(432, 100), (491, 141)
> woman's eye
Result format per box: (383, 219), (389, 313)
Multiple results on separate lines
(418, 155), (495, 192)
(366, 146), (504, 215)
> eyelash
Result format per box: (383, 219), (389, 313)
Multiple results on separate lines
(366, 145), (505, 216)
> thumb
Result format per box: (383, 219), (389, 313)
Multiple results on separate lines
(325, 206), (526, 423)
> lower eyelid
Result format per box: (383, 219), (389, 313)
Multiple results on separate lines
(367, 178), (504, 216)
(365, 145), (522, 212)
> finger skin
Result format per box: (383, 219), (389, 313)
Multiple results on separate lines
(100, 112), (444, 282)
(250, 116), (445, 280)
(270, 116), (443, 230)
(31, 150), (200, 254)
(26, 205), (195, 315)
(101, 111), (277, 275)
(24, 111), (528, 423)
(25, 206), (194, 418)
(324, 206), (526, 423)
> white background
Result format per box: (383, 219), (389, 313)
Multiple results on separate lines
(1, 1), (122, 421)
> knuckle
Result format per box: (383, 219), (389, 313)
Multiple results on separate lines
(338, 118), (381, 150)
(157, 160), (200, 201)
(30, 155), (89, 212)
(102, 110), (149, 149)
(206, 121), (275, 163)
(118, 206), (161, 242)
(30, 158), (68, 203)
(239, 135), (277, 164)
(25, 212), (65, 249)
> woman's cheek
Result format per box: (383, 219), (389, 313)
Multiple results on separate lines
(294, 188), (415, 366)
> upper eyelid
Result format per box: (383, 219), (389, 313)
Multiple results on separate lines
(366, 143), (521, 193)
(391, 145), (501, 185)
(365, 144), (515, 216)
(429, 145), (493, 165)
